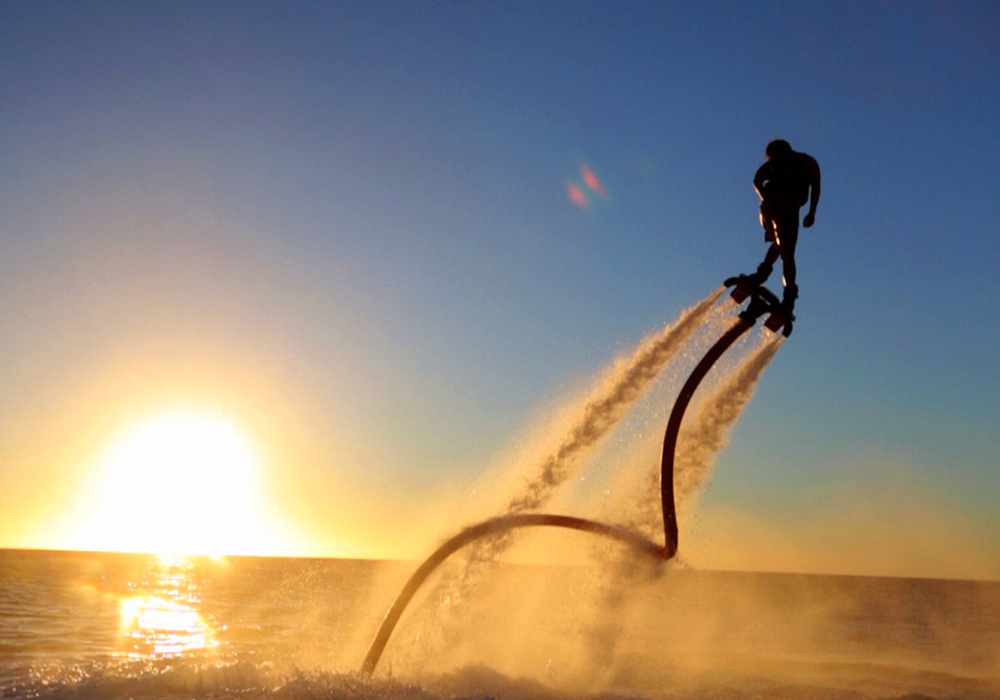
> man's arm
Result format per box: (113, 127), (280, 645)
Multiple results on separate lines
(803, 156), (821, 227)
(753, 163), (769, 199)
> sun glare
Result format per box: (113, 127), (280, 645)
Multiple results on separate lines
(63, 413), (296, 556)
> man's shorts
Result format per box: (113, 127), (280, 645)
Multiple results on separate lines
(759, 201), (800, 246)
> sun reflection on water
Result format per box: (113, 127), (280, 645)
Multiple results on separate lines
(117, 556), (220, 659)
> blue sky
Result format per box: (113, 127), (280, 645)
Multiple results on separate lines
(1, 2), (997, 574)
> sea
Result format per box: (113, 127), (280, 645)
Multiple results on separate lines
(1, 549), (998, 700)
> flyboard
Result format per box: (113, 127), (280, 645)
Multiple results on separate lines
(360, 276), (792, 675)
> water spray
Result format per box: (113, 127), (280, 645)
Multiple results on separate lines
(360, 278), (790, 675)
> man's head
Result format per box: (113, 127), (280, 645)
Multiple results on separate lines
(765, 139), (793, 159)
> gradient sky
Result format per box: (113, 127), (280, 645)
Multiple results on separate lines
(1, 2), (997, 577)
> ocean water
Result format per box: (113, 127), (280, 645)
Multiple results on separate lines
(2, 549), (998, 700)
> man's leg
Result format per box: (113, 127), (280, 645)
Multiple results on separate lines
(780, 252), (798, 311)
(774, 213), (799, 310)
(747, 202), (780, 285)
(779, 240), (796, 288)
(748, 243), (779, 285)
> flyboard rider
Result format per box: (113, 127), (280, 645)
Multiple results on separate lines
(743, 139), (821, 313)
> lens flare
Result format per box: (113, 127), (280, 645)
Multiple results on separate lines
(565, 161), (609, 211)
(580, 163), (606, 196)
(566, 182), (589, 210)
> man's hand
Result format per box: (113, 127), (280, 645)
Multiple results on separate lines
(803, 212), (815, 228)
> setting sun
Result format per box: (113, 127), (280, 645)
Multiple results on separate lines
(57, 413), (298, 556)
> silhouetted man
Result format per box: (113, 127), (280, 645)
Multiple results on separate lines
(745, 139), (820, 312)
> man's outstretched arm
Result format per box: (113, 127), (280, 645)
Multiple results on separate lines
(803, 157), (821, 227)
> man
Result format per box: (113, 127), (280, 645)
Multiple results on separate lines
(745, 139), (820, 312)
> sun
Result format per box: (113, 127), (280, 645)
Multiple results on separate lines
(63, 412), (296, 556)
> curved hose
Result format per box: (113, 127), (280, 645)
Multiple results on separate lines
(361, 281), (783, 674)
(361, 513), (665, 674)
(660, 319), (753, 556)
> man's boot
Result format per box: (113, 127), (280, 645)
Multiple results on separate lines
(782, 283), (798, 313)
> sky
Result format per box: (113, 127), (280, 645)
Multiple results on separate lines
(0, 1), (997, 578)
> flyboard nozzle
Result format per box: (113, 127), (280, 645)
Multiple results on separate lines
(725, 275), (792, 335)
(764, 309), (794, 336)
(730, 285), (751, 304)
(724, 275), (754, 304)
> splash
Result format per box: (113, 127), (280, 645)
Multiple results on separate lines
(358, 513), (665, 675)
(374, 283), (796, 678)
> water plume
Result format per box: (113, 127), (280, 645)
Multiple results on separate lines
(506, 286), (725, 516)
(625, 332), (782, 537)
(673, 333), (783, 505)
